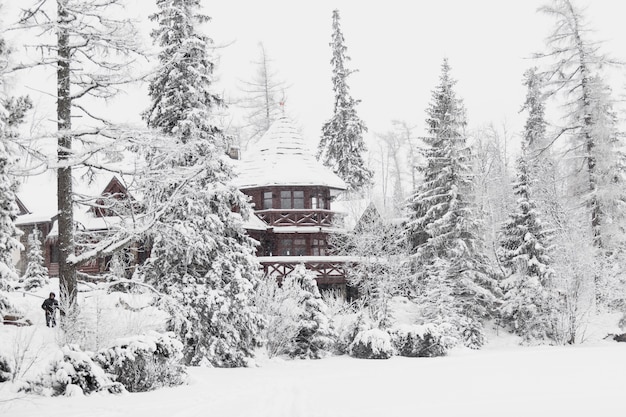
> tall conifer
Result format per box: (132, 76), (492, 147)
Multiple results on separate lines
(406, 59), (499, 348)
(140, 0), (263, 367)
(318, 9), (372, 192)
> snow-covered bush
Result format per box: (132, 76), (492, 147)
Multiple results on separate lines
(0, 352), (11, 382)
(334, 310), (372, 354)
(94, 331), (185, 392)
(23, 345), (124, 396)
(460, 317), (485, 349)
(253, 275), (300, 358)
(254, 266), (335, 359)
(0, 291), (13, 316)
(348, 328), (395, 359)
(391, 324), (455, 357)
(283, 266), (336, 359)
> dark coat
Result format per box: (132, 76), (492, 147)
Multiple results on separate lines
(42, 298), (59, 313)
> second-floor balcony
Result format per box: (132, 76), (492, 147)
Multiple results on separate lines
(255, 209), (338, 228)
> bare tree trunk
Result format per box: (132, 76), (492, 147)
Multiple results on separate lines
(56, 0), (77, 311)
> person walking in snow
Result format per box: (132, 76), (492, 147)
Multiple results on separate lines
(42, 292), (59, 327)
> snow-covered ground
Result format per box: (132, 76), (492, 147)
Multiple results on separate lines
(2, 281), (625, 417)
(1, 342), (625, 417)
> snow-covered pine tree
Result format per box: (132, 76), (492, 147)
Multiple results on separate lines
(536, 0), (625, 251)
(406, 59), (499, 348)
(317, 9), (373, 192)
(284, 265), (335, 359)
(0, 140), (20, 290)
(498, 152), (556, 342)
(497, 68), (557, 343)
(139, 0), (263, 367)
(23, 227), (50, 291)
(0, 30), (30, 311)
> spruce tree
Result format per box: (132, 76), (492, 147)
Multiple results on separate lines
(318, 9), (372, 192)
(23, 227), (50, 291)
(284, 265), (335, 359)
(140, 0), (263, 367)
(0, 141), (20, 289)
(0, 30), (29, 310)
(406, 59), (499, 348)
(499, 153), (555, 342)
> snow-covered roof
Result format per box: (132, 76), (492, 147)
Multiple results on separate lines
(15, 169), (134, 233)
(234, 117), (347, 191)
(242, 213), (268, 231)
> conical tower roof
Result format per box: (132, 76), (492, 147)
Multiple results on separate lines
(235, 117), (347, 191)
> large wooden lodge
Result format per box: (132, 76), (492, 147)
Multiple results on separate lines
(14, 117), (356, 291)
(235, 116), (353, 291)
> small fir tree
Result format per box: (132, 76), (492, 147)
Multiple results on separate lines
(140, 0), (263, 367)
(284, 265), (335, 359)
(406, 59), (499, 348)
(317, 9), (372, 192)
(23, 227), (50, 291)
(498, 153), (555, 342)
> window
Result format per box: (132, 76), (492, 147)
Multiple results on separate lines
(264, 192), (273, 209)
(293, 191), (304, 209)
(49, 244), (59, 263)
(312, 238), (326, 256)
(280, 190), (305, 209)
(293, 238), (306, 256)
(278, 238), (292, 256)
(278, 238), (307, 256)
(311, 195), (326, 210)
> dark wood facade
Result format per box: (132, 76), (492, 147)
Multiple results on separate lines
(241, 185), (348, 288)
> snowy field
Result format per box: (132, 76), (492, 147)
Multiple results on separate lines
(2, 282), (625, 417)
(1, 341), (625, 417)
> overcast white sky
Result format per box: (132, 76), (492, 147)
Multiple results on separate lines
(4, 0), (626, 174)
(189, 0), (625, 144)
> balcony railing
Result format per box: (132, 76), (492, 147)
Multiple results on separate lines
(260, 261), (345, 284)
(255, 209), (336, 228)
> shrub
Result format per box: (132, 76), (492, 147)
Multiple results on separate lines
(0, 353), (11, 382)
(348, 328), (395, 359)
(391, 324), (456, 357)
(93, 331), (186, 392)
(334, 311), (371, 355)
(23, 345), (124, 396)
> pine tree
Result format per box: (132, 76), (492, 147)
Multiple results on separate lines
(23, 227), (50, 291)
(498, 153), (555, 342)
(406, 59), (499, 348)
(318, 9), (372, 192)
(0, 29), (29, 310)
(284, 265), (335, 359)
(140, 0), (263, 367)
(0, 141), (20, 289)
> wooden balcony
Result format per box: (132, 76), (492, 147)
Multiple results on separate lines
(257, 256), (353, 285)
(255, 209), (337, 228)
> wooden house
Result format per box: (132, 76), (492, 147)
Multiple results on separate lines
(235, 116), (353, 291)
(15, 176), (139, 278)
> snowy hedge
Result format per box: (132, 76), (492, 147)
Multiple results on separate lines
(391, 324), (456, 357)
(0, 352), (11, 382)
(348, 328), (395, 359)
(93, 331), (186, 392)
(23, 345), (124, 396)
